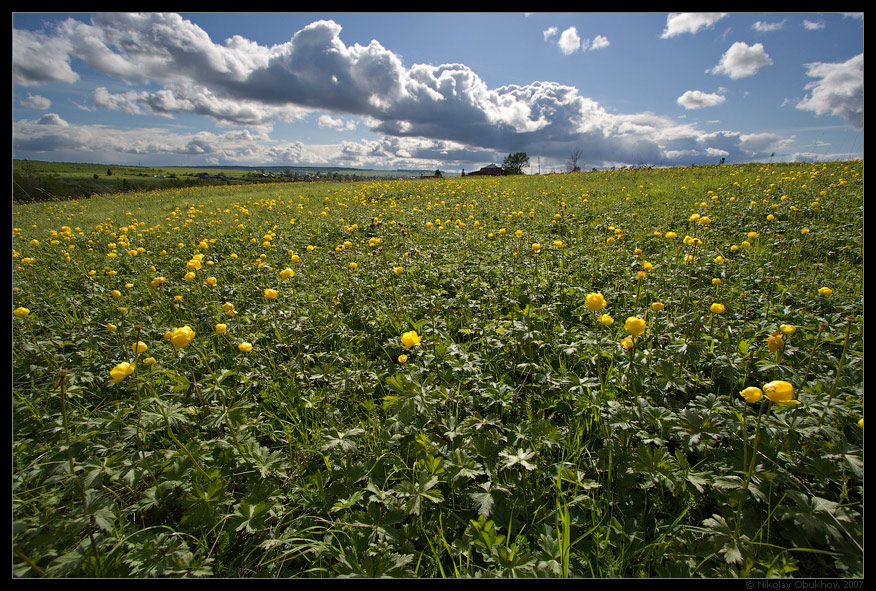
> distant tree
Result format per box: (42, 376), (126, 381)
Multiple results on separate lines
(107, 168), (112, 176)
(502, 152), (529, 175)
(567, 148), (582, 172)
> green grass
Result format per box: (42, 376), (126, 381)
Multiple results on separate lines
(12, 161), (863, 577)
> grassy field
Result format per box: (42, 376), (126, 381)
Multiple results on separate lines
(12, 161), (863, 578)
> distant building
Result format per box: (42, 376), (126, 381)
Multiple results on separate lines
(464, 164), (504, 176)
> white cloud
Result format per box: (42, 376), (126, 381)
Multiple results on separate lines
(543, 26), (558, 42)
(558, 27), (582, 55)
(20, 93), (51, 110)
(318, 114), (357, 131)
(796, 53), (863, 129)
(677, 90), (726, 110)
(803, 20), (825, 31)
(709, 42), (773, 79)
(752, 20), (785, 33)
(12, 14), (785, 168)
(590, 35), (610, 50)
(661, 13), (728, 38)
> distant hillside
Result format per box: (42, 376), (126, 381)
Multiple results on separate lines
(12, 160), (442, 202)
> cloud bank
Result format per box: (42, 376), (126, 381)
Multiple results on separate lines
(11, 13), (837, 168)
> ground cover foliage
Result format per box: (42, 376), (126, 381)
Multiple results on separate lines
(12, 161), (863, 578)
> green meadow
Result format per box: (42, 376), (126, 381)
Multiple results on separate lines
(12, 160), (863, 578)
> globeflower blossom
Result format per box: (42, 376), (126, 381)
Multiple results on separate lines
(168, 325), (196, 349)
(739, 386), (764, 403)
(264, 288), (279, 299)
(585, 293), (607, 312)
(13, 307), (30, 318)
(765, 333), (785, 352)
(598, 314), (614, 327)
(238, 342), (253, 352)
(401, 330), (422, 349)
(763, 380), (800, 406)
(625, 317), (647, 337)
(109, 361), (136, 383)
(710, 303), (725, 315)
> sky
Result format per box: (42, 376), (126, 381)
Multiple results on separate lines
(11, 12), (864, 172)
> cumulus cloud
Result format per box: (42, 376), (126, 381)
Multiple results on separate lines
(558, 27), (583, 55)
(12, 13), (783, 168)
(661, 13), (727, 38)
(752, 20), (785, 33)
(709, 42), (772, 79)
(548, 26), (609, 55)
(677, 90), (726, 110)
(803, 20), (825, 30)
(318, 114), (357, 131)
(796, 53), (863, 129)
(20, 93), (51, 110)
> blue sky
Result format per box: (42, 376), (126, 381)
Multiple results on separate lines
(12, 12), (864, 171)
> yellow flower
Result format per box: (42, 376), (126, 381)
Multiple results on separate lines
(168, 325), (196, 349)
(598, 314), (614, 327)
(290, 254), (302, 264)
(713, 256), (724, 264)
(858, 418), (863, 428)
(665, 231), (677, 239)
(107, 323), (117, 332)
(238, 342), (253, 352)
(739, 386), (764, 403)
(393, 266), (404, 275)
(712, 278), (722, 285)
(13, 307), (30, 318)
(109, 361), (136, 383)
(111, 289), (122, 299)
(642, 261), (653, 270)
(150, 276), (166, 287)
(222, 302), (235, 314)
(620, 336), (636, 350)
(553, 240), (564, 249)
(747, 231), (759, 239)
(779, 324), (796, 335)
(710, 303), (725, 315)
(624, 316), (647, 337)
(131, 341), (148, 354)
(264, 288), (279, 299)
(280, 268), (295, 279)
(531, 243), (542, 253)
(349, 262), (358, 270)
(698, 216), (711, 226)
(765, 333), (785, 352)
(215, 323), (227, 334)
(651, 302), (664, 312)
(763, 380), (800, 405)
(689, 213), (700, 222)
(398, 354), (408, 363)
(184, 271), (196, 282)
(142, 357), (156, 366)
(401, 330), (422, 349)
(585, 292), (607, 312)
(818, 286), (833, 296)
(637, 270), (647, 280)
(205, 276), (217, 287)
(186, 259), (202, 271)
